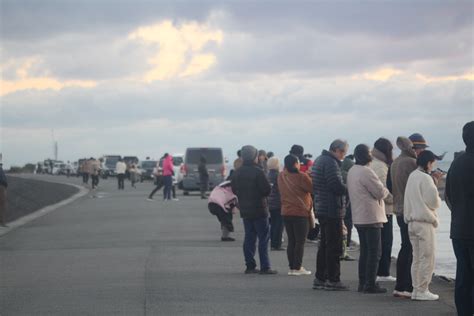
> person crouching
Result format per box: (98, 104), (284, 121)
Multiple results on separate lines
(208, 180), (238, 242)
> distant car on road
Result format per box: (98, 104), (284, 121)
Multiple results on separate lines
(101, 155), (122, 178)
(181, 148), (225, 195)
(140, 160), (158, 181)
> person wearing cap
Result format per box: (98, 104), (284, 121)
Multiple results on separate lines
(404, 150), (441, 301)
(445, 121), (474, 314)
(231, 145), (276, 275)
(312, 139), (349, 291)
(0, 162), (8, 227)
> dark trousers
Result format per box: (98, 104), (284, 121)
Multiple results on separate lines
(395, 215), (413, 292)
(163, 175), (173, 200)
(284, 216), (309, 270)
(243, 217), (270, 270)
(270, 208), (284, 249)
(117, 174), (125, 190)
(377, 215), (393, 276)
(452, 239), (474, 316)
(91, 175), (99, 189)
(200, 178), (209, 198)
(316, 216), (343, 283)
(344, 205), (353, 246)
(0, 186), (6, 225)
(82, 173), (89, 184)
(357, 226), (382, 290)
(208, 203), (234, 232)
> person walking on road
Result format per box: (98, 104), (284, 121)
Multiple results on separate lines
(0, 162), (8, 227)
(267, 156), (284, 251)
(278, 154), (313, 276)
(66, 161), (72, 178)
(370, 138), (396, 282)
(312, 139), (349, 291)
(446, 121), (474, 314)
(404, 150), (441, 301)
(162, 154), (174, 201)
(90, 158), (101, 189)
(231, 145), (276, 275)
(208, 180), (238, 241)
(198, 156), (209, 199)
(81, 159), (90, 185)
(347, 144), (389, 294)
(116, 158), (127, 190)
(129, 164), (140, 188)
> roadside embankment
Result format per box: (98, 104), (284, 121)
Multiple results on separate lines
(5, 175), (80, 223)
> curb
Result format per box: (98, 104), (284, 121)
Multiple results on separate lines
(0, 182), (89, 237)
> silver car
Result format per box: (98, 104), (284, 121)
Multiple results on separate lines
(181, 147), (226, 194)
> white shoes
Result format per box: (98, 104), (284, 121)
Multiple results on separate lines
(412, 290), (439, 301)
(289, 267), (312, 276)
(393, 290), (412, 299)
(377, 275), (396, 282)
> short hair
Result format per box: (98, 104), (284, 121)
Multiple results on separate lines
(237, 150), (242, 157)
(284, 154), (299, 173)
(354, 144), (372, 166)
(416, 150), (438, 172)
(329, 139), (348, 152)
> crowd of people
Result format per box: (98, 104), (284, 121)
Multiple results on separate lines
(206, 121), (473, 314)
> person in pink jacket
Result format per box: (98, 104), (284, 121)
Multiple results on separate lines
(208, 179), (239, 241)
(347, 144), (389, 294)
(162, 153), (174, 201)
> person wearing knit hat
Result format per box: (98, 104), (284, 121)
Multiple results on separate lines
(446, 121), (474, 315)
(409, 133), (429, 155)
(231, 145), (276, 275)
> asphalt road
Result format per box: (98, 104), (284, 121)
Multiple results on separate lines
(0, 175), (456, 315)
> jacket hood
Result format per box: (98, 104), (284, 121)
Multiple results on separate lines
(396, 137), (416, 158)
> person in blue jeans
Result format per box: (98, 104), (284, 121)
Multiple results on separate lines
(231, 145), (276, 275)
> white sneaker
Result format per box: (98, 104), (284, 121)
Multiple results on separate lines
(412, 290), (439, 301)
(172, 198), (179, 201)
(292, 267), (312, 276)
(288, 270), (295, 276)
(393, 290), (412, 299)
(147, 198), (154, 201)
(377, 275), (396, 282)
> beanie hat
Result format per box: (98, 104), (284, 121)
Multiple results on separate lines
(409, 133), (429, 149)
(289, 144), (304, 156)
(463, 121), (474, 149)
(241, 145), (258, 162)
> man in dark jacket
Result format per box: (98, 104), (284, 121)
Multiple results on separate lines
(231, 145), (276, 275)
(0, 162), (8, 227)
(446, 121), (474, 316)
(312, 139), (349, 291)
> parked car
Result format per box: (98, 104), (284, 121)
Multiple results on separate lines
(101, 155), (122, 178)
(181, 148), (226, 195)
(140, 160), (158, 181)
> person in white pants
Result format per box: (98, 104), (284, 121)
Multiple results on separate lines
(404, 150), (442, 301)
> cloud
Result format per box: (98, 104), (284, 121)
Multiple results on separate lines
(129, 20), (223, 81)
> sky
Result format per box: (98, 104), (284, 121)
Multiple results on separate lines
(1, 0), (473, 168)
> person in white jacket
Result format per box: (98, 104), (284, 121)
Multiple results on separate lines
(404, 150), (441, 301)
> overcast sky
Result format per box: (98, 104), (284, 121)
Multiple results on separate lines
(1, 0), (473, 167)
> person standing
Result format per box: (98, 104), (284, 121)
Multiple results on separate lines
(129, 164), (139, 188)
(370, 138), (396, 282)
(116, 158), (126, 190)
(66, 161), (72, 178)
(267, 156), (284, 251)
(278, 154), (313, 276)
(162, 154), (174, 201)
(391, 136), (418, 298)
(0, 162), (8, 227)
(198, 156), (209, 199)
(341, 154), (355, 249)
(312, 139), (349, 291)
(347, 144), (389, 294)
(90, 158), (100, 189)
(233, 150), (243, 171)
(81, 159), (90, 185)
(404, 150), (441, 301)
(231, 145), (276, 275)
(446, 121), (474, 314)
(258, 150), (269, 175)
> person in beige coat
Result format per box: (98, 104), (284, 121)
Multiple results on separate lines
(404, 150), (441, 301)
(370, 138), (396, 282)
(347, 144), (389, 294)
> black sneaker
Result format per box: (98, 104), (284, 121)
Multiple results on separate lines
(312, 278), (326, 290)
(364, 284), (387, 294)
(259, 269), (278, 275)
(271, 247), (286, 251)
(324, 281), (349, 291)
(221, 237), (235, 242)
(245, 268), (260, 274)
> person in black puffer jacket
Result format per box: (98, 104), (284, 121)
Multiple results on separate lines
(231, 145), (275, 275)
(267, 156), (284, 251)
(312, 139), (349, 291)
